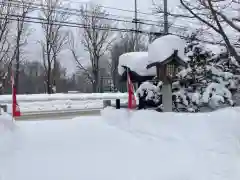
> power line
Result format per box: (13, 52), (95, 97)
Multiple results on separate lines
(2, 13), (239, 48)
(2, 0), (219, 32)
(4, 0), (161, 24)
(1, 1), (239, 47)
(5, 1), (222, 44)
(66, 0), (204, 25)
(0, 14), (144, 33)
(7, 3), (163, 28)
(1, 0), (192, 31)
(0, 1), (192, 34)
(62, 0), (157, 17)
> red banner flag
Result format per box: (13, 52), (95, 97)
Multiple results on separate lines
(127, 72), (136, 109)
(11, 72), (21, 117)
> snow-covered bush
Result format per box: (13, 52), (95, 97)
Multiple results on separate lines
(173, 37), (240, 112)
(136, 81), (162, 110)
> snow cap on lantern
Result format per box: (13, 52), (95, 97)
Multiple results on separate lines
(147, 35), (188, 83)
(147, 35), (187, 64)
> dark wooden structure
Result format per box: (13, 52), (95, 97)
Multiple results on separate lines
(146, 50), (187, 83)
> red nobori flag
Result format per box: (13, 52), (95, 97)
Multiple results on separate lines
(11, 72), (21, 117)
(127, 72), (136, 109)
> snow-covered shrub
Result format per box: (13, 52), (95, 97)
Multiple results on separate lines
(136, 81), (162, 109)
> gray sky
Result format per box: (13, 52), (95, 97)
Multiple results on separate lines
(24, 0), (235, 75)
(22, 0), (200, 75)
(25, 0), (162, 75)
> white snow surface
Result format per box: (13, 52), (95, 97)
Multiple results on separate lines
(0, 111), (16, 156)
(148, 35), (188, 64)
(1, 107), (240, 180)
(118, 52), (156, 76)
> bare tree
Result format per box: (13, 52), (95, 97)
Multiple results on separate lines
(40, 0), (69, 94)
(69, 4), (114, 93)
(68, 31), (95, 89)
(13, 0), (34, 93)
(0, 0), (33, 94)
(0, 0), (14, 94)
(153, 0), (240, 62)
(178, 0), (240, 62)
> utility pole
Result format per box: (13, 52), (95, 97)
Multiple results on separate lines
(134, 0), (138, 51)
(163, 0), (168, 34)
(15, 18), (20, 94)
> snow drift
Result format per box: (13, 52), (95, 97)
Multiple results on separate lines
(102, 107), (240, 180)
(1, 108), (240, 180)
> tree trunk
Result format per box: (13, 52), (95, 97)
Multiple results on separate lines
(47, 67), (52, 94)
(92, 70), (99, 93)
(15, 19), (21, 94)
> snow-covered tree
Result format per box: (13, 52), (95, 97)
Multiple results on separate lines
(173, 38), (239, 112)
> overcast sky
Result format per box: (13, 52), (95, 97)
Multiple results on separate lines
(25, 0), (165, 75)
(23, 0), (204, 75)
(23, 0), (232, 75)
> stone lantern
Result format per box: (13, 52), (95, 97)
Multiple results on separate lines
(146, 50), (187, 112)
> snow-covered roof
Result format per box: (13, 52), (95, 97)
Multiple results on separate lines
(148, 35), (188, 65)
(118, 52), (156, 76)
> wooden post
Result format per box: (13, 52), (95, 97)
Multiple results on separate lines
(116, 99), (120, 109)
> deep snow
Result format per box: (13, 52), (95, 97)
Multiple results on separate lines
(0, 108), (240, 180)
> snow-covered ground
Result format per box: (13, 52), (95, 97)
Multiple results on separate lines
(1, 108), (240, 180)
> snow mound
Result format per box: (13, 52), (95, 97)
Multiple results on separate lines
(148, 35), (188, 64)
(118, 52), (156, 76)
(101, 107), (240, 180)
